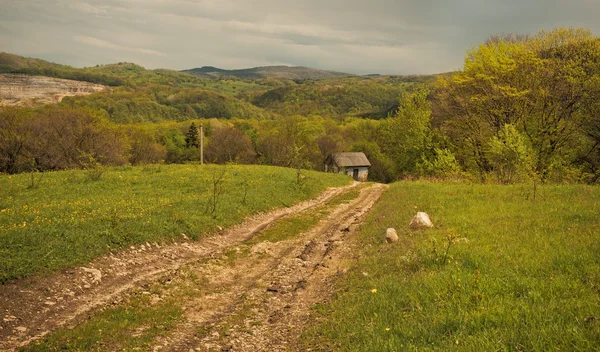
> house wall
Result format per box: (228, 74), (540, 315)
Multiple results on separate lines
(325, 163), (369, 181)
(338, 166), (368, 181)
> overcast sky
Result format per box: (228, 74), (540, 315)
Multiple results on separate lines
(1, 0), (599, 75)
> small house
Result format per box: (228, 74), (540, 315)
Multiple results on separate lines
(325, 152), (371, 181)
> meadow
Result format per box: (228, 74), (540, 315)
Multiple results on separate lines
(0, 164), (350, 284)
(302, 182), (600, 351)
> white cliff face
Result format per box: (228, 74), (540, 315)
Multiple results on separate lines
(0, 74), (109, 107)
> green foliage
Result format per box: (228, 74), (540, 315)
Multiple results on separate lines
(0, 164), (350, 283)
(251, 76), (423, 118)
(435, 28), (600, 180)
(183, 65), (352, 80)
(185, 122), (200, 148)
(61, 85), (269, 123)
(302, 182), (600, 351)
(418, 148), (463, 178)
(488, 124), (533, 184)
(4, 27), (600, 185)
(380, 87), (432, 176)
(0, 53), (267, 92)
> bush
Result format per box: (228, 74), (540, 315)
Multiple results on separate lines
(418, 148), (463, 178)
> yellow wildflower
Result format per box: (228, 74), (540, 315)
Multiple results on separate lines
(371, 288), (377, 294)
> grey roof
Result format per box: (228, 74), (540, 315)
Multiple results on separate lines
(329, 152), (371, 167)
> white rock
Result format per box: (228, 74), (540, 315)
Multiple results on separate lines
(385, 228), (399, 243)
(81, 267), (102, 283)
(409, 212), (434, 229)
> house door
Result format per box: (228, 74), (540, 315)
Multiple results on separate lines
(353, 168), (359, 180)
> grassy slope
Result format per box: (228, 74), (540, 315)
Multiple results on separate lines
(0, 164), (350, 283)
(303, 182), (600, 351)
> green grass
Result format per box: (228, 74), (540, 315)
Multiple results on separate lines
(302, 182), (600, 351)
(0, 164), (350, 283)
(25, 294), (182, 351)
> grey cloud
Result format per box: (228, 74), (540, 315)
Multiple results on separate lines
(2, 0), (600, 74)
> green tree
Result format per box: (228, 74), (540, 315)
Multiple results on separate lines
(185, 122), (200, 148)
(435, 27), (600, 180)
(379, 87), (432, 176)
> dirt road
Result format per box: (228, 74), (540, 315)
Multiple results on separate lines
(0, 182), (386, 351)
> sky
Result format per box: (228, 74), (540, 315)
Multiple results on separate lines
(1, 0), (600, 75)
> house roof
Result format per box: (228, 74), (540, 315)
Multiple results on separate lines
(329, 152), (371, 167)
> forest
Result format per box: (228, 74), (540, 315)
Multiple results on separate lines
(1, 27), (599, 184)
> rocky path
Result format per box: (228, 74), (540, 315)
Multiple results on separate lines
(0, 182), (386, 351)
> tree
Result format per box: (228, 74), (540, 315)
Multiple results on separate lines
(255, 115), (322, 169)
(435, 27), (600, 180)
(126, 127), (167, 165)
(185, 122), (200, 148)
(205, 126), (255, 164)
(379, 87), (432, 177)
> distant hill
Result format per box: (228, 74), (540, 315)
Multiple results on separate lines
(182, 65), (353, 80)
(0, 52), (440, 121)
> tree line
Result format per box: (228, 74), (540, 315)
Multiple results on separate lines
(1, 27), (599, 183)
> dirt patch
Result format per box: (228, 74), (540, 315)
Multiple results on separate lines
(0, 182), (360, 351)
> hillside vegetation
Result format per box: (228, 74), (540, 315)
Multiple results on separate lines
(1, 27), (600, 183)
(0, 164), (350, 283)
(249, 76), (429, 118)
(183, 65), (352, 80)
(302, 182), (600, 351)
(0, 52), (421, 121)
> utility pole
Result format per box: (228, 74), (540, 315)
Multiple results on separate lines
(200, 124), (204, 165)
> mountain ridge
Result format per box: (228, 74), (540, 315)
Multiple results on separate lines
(182, 65), (353, 80)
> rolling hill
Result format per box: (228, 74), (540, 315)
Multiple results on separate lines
(182, 65), (353, 80)
(0, 52), (436, 121)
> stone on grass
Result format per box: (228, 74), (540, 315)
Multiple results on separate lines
(409, 212), (434, 229)
(385, 228), (399, 243)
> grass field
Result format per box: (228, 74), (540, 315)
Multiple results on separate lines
(0, 164), (350, 284)
(302, 182), (600, 351)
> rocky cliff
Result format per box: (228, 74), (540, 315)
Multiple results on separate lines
(0, 74), (108, 107)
